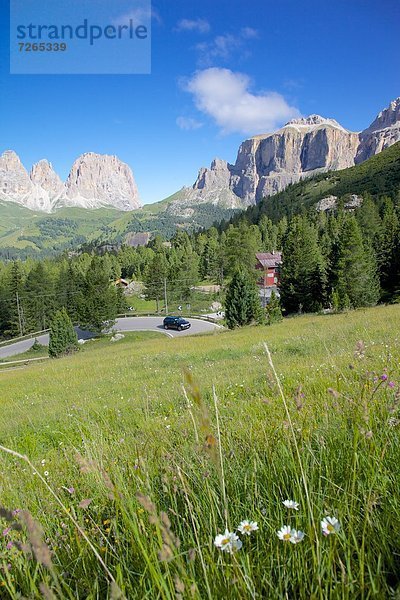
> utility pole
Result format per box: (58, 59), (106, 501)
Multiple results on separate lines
(16, 292), (23, 337)
(164, 278), (168, 315)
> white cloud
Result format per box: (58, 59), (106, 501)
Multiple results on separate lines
(240, 27), (258, 39)
(176, 116), (203, 130)
(176, 18), (210, 34)
(195, 27), (259, 66)
(113, 5), (162, 27)
(185, 68), (301, 135)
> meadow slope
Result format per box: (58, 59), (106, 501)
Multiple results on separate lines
(0, 306), (400, 599)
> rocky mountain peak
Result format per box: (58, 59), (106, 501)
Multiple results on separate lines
(30, 160), (65, 195)
(284, 115), (348, 132)
(366, 97), (400, 131)
(0, 150), (28, 173)
(356, 97), (400, 163)
(65, 153), (141, 211)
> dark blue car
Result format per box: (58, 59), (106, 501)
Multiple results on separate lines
(163, 316), (191, 331)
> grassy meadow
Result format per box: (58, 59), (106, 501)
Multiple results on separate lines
(0, 305), (400, 598)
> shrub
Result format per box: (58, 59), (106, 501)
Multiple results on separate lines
(266, 290), (283, 325)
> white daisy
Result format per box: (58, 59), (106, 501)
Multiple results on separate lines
(321, 516), (340, 536)
(277, 525), (293, 541)
(290, 529), (305, 544)
(237, 520), (259, 536)
(214, 529), (243, 553)
(283, 499), (299, 510)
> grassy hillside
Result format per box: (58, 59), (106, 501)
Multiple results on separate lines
(247, 141), (400, 223)
(0, 305), (399, 598)
(0, 193), (237, 258)
(0, 203), (125, 257)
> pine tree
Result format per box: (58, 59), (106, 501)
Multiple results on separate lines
(334, 216), (380, 308)
(23, 262), (55, 332)
(224, 221), (261, 277)
(377, 198), (400, 300)
(225, 269), (263, 329)
(48, 308), (78, 358)
(279, 216), (328, 313)
(58, 261), (85, 322)
(79, 256), (119, 333)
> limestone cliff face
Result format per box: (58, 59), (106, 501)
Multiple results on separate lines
(186, 116), (360, 207)
(0, 151), (141, 212)
(176, 98), (400, 210)
(231, 117), (360, 203)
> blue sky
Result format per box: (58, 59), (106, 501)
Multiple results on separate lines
(1, 0), (399, 205)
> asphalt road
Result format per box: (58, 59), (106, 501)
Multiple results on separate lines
(0, 317), (221, 360)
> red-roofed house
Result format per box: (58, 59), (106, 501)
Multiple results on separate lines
(256, 252), (282, 288)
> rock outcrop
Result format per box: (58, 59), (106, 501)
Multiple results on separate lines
(0, 151), (141, 212)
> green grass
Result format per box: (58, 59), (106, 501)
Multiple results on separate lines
(0, 305), (400, 598)
(0, 343), (48, 365)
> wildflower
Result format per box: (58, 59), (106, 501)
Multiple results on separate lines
(277, 525), (293, 541)
(290, 529), (305, 544)
(283, 499), (299, 510)
(214, 529), (242, 553)
(61, 486), (75, 495)
(381, 374), (388, 381)
(388, 381), (395, 388)
(44, 471), (49, 477)
(321, 516), (340, 536)
(237, 520), (258, 535)
(41, 460), (46, 466)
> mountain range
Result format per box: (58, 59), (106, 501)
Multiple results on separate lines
(0, 152), (141, 212)
(1, 97), (399, 216)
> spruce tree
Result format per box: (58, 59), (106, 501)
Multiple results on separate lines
(79, 256), (119, 333)
(49, 308), (78, 358)
(225, 269), (262, 329)
(279, 216), (328, 313)
(24, 262), (55, 332)
(224, 221), (261, 277)
(334, 215), (380, 308)
(378, 198), (400, 300)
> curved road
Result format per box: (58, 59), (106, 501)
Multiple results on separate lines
(0, 317), (222, 360)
